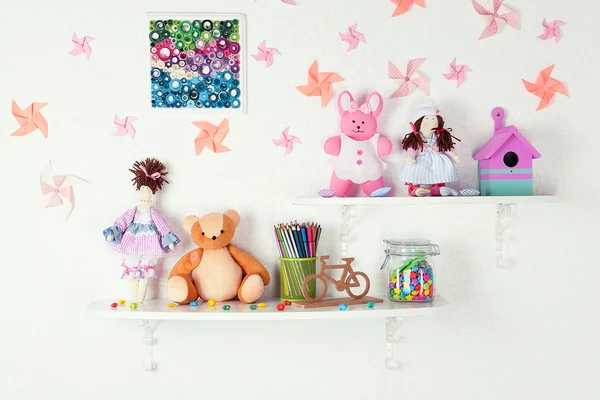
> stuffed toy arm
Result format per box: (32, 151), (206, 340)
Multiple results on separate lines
(168, 248), (204, 279)
(324, 136), (342, 157)
(227, 244), (270, 285)
(444, 149), (460, 163)
(103, 208), (136, 243)
(150, 209), (181, 250)
(377, 135), (392, 157)
(405, 148), (418, 165)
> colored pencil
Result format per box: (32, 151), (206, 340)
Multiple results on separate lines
(274, 225), (284, 257)
(277, 226), (289, 258)
(300, 226), (309, 257)
(310, 223), (316, 257)
(307, 225), (314, 257)
(292, 226), (305, 258)
(280, 225), (293, 258)
(314, 225), (321, 253)
(284, 225), (298, 258)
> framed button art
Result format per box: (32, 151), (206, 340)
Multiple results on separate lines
(148, 13), (247, 113)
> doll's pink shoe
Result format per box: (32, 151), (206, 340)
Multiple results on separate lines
(370, 187), (392, 197)
(431, 184), (445, 197)
(413, 187), (431, 197)
(407, 184), (430, 197)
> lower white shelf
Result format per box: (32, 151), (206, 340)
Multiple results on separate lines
(86, 297), (447, 321)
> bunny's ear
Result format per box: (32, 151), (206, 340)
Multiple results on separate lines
(337, 90), (354, 117)
(366, 91), (384, 118)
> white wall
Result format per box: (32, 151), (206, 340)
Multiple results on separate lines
(1, 0), (598, 399)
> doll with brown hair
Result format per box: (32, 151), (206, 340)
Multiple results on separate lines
(400, 102), (461, 196)
(103, 158), (180, 302)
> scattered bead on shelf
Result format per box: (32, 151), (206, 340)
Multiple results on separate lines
(258, 302), (266, 308)
(283, 300), (291, 306)
(222, 305), (231, 311)
(339, 304), (348, 311)
(249, 305), (257, 310)
(130, 303), (138, 310)
(276, 303), (285, 311)
(367, 302), (375, 309)
(167, 303), (177, 307)
(190, 301), (198, 307)
(110, 303), (118, 309)
(117, 300), (126, 305)
(208, 299), (217, 306)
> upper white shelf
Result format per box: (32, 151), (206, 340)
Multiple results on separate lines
(86, 297), (446, 321)
(293, 195), (557, 206)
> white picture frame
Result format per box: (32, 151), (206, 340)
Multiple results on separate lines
(147, 12), (247, 114)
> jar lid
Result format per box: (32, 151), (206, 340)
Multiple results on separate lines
(383, 239), (440, 256)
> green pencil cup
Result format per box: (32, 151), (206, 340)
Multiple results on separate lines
(279, 257), (317, 302)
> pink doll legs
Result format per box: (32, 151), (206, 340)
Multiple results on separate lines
(331, 174), (392, 197)
(362, 177), (391, 197)
(330, 172), (353, 197)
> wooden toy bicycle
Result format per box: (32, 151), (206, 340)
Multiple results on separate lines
(302, 256), (370, 302)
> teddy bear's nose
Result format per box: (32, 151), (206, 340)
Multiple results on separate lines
(211, 235), (217, 240)
(356, 125), (361, 129)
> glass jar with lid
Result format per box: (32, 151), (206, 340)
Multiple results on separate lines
(380, 240), (440, 302)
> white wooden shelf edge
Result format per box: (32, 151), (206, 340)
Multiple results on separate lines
(293, 195), (557, 206)
(86, 297), (447, 321)
(294, 195), (558, 206)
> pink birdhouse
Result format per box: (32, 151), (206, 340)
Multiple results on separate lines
(473, 107), (541, 196)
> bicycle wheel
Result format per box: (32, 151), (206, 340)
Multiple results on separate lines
(302, 274), (328, 302)
(345, 271), (370, 299)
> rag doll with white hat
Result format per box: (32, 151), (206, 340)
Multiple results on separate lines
(400, 102), (461, 196)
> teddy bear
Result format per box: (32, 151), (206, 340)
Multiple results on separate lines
(167, 209), (270, 304)
(323, 90), (393, 197)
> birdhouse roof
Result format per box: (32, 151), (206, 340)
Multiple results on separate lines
(473, 125), (541, 161)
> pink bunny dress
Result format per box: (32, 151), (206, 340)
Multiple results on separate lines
(333, 134), (386, 184)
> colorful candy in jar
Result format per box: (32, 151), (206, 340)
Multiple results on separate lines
(388, 259), (434, 302)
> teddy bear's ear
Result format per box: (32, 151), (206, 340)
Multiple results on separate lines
(183, 215), (200, 233)
(224, 209), (241, 227)
(366, 91), (384, 118)
(337, 90), (354, 117)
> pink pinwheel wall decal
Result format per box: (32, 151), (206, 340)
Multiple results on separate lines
(538, 19), (564, 43)
(472, 0), (520, 40)
(388, 58), (428, 98)
(339, 24), (366, 52)
(10, 101), (48, 138)
(390, 0), (425, 17)
(522, 65), (568, 111)
(296, 60), (344, 107)
(251, 40), (280, 68)
(281, 0), (297, 5)
(112, 115), (137, 139)
(40, 162), (87, 220)
(272, 127), (301, 155)
(443, 58), (472, 87)
(193, 118), (231, 155)
(68, 32), (94, 59)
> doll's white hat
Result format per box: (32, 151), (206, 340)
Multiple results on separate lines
(414, 101), (440, 121)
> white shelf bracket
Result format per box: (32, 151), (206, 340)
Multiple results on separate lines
(142, 319), (156, 371)
(496, 203), (517, 268)
(385, 317), (401, 370)
(340, 205), (357, 257)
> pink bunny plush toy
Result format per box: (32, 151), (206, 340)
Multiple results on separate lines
(323, 91), (393, 197)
